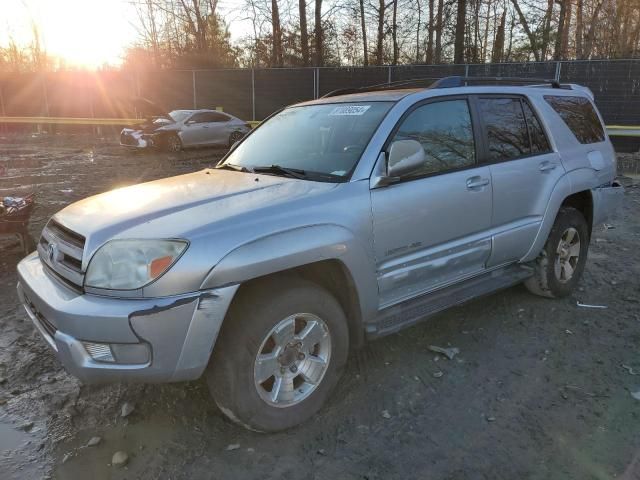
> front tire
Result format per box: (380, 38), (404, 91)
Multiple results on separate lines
(228, 130), (244, 147)
(524, 207), (589, 298)
(206, 277), (349, 432)
(164, 133), (182, 152)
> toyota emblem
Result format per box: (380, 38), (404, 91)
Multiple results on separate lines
(48, 243), (57, 262)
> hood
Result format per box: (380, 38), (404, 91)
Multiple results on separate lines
(54, 169), (337, 258)
(131, 96), (172, 120)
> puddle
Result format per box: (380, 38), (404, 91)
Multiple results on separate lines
(0, 420), (29, 451)
(0, 415), (45, 480)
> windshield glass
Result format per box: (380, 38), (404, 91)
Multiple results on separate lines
(168, 110), (191, 123)
(223, 102), (393, 178)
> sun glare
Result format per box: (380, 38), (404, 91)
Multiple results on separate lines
(5, 0), (137, 69)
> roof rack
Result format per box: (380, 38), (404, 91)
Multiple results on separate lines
(321, 75), (566, 98)
(430, 76), (563, 89)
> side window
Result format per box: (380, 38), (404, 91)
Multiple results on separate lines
(206, 112), (230, 123)
(478, 98), (530, 162)
(187, 113), (208, 124)
(544, 95), (605, 144)
(522, 102), (552, 154)
(391, 99), (476, 178)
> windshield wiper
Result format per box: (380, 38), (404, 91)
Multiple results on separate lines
(252, 165), (307, 179)
(216, 163), (249, 172)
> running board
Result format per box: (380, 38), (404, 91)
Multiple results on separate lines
(367, 264), (533, 339)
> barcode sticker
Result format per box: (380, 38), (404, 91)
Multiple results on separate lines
(328, 105), (371, 116)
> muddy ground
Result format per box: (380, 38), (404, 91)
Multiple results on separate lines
(0, 133), (639, 480)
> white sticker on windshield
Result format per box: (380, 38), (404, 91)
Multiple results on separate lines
(329, 105), (371, 116)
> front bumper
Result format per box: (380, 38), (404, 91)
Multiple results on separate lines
(120, 129), (152, 149)
(17, 252), (238, 384)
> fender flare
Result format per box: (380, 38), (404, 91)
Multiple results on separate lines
(521, 169), (597, 262)
(200, 224), (379, 325)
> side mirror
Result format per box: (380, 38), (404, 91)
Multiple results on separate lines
(185, 119), (196, 125)
(387, 139), (425, 178)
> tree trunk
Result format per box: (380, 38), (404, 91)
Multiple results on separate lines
(435, 0), (443, 63)
(454, 0), (466, 64)
(554, 0), (567, 60)
(376, 0), (385, 65)
(271, 0), (282, 66)
(575, 0), (583, 59)
(492, 9), (506, 63)
(299, 0), (309, 66)
(584, 0), (604, 58)
(561, 0), (572, 59)
(359, 0), (369, 66)
(315, 0), (323, 66)
(510, 0), (541, 61)
(426, 0), (434, 63)
(540, 0), (553, 58)
(392, 0), (399, 64)
(416, 0), (422, 63)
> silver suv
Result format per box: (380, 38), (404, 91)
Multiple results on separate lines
(17, 77), (623, 432)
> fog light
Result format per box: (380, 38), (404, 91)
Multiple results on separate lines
(82, 342), (115, 363)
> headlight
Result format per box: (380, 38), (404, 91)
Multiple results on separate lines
(85, 239), (188, 290)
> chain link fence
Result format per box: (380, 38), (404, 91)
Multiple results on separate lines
(1, 59), (640, 125)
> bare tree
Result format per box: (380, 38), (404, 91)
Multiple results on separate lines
(300, 0), (310, 65)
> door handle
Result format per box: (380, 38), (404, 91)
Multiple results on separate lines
(466, 177), (490, 189)
(539, 161), (557, 172)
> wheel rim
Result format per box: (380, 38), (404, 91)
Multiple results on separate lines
(230, 132), (243, 144)
(253, 313), (331, 408)
(554, 227), (581, 283)
(168, 135), (181, 151)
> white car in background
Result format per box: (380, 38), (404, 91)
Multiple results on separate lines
(120, 100), (251, 152)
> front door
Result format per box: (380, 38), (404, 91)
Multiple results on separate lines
(371, 97), (493, 308)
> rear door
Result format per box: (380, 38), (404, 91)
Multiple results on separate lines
(476, 96), (564, 267)
(370, 97), (493, 308)
(203, 112), (233, 145)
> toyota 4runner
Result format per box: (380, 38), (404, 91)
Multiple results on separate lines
(17, 76), (624, 431)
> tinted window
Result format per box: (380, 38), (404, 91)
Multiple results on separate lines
(189, 112), (229, 123)
(522, 102), (551, 154)
(478, 98), (530, 162)
(391, 99), (476, 177)
(544, 96), (605, 144)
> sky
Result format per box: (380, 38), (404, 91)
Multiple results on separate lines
(1, 0), (249, 69)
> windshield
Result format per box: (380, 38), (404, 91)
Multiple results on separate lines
(168, 110), (191, 123)
(222, 102), (393, 179)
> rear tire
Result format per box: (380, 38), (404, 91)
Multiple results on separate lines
(206, 277), (349, 432)
(524, 207), (589, 298)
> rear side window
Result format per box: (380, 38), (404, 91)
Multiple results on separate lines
(391, 99), (476, 178)
(478, 98), (530, 162)
(522, 102), (551, 154)
(544, 96), (605, 144)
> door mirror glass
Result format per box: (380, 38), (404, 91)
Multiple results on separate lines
(387, 139), (425, 177)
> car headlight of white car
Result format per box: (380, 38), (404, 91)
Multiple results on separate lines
(85, 239), (188, 290)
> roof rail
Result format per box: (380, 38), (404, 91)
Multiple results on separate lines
(321, 77), (441, 98)
(430, 76), (564, 89)
(320, 74), (567, 98)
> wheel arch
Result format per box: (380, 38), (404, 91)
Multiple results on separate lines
(201, 225), (378, 348)
(521, 173), (595, 262)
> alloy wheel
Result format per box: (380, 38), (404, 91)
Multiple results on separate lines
(554, 227), (581, 283)
(254, 313), (331, 408)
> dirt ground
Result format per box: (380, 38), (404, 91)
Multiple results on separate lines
(0, 133), (639, 480)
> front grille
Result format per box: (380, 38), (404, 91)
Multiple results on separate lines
(38, 219), (86, 290)
(120, 132), (137, 146)
(23, 293), (57, 338)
